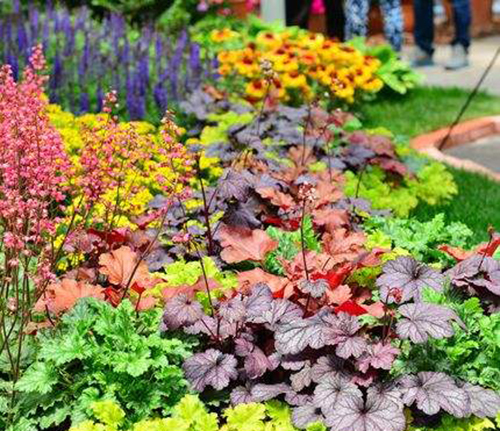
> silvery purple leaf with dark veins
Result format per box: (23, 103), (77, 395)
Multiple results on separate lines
(314, 374), (362, 415)
(292, 404), (325, 430)
(183, 349), (238, 392)
(324, 392), (406, 431)
(399, 372), (470, 417)
(163, 294), (204, 329)
(461, 383), (500, 418)
(396, 303), (459, 343)
(377, 257), (443, 303)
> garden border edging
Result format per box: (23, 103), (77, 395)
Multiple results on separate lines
(410, 116), (500, 181)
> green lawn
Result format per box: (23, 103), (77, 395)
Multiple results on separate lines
(360, 86), (500, 138)
(360, 85), (500, 245)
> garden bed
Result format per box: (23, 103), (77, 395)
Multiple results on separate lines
(0, 3), (499, 431)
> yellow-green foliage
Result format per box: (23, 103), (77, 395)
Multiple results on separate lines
(345, 162), (457, 218)
(69, 395), (325, 431)
(46, 104), (221, 228)
(409, 415), (497, 431)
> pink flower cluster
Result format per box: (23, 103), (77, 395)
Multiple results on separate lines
(0, 45), (71, 278)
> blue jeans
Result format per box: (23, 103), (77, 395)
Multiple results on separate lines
(345, 0), (403, 51)
(414, 0), (471, 55)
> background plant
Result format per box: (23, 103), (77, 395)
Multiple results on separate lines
(0, 1), (216, 122)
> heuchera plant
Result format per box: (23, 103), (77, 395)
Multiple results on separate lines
(162, 257), (500, 430)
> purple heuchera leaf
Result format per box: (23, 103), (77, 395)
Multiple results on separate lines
(274, 309), (336, 355)
(331, 313), (367, 359)
(217, 169), (252, 201)
(446, 255), (500, 297)
(324, 393), (406, 431)
(396, 303), (459, 343)
(286, 391), (313, 406)
(357, 342), (400, 373)
(311, 355), (342, 383)
(299, 279), (328, 298)
(462, 383), (500, 418)
(244, 346), (279, 379)
(163, 294), (204, 329)
(251, 383), (291, 402)
(399, 372), (470, 417)
(231, 385), (254, 405)
(248, 298), (303, 330)
(243, 283), (273, 319)
(314, 374), (362, 415)
(367, 383), (403, 407)
(183, 349), (238, 392)
(292, 404), (324, 429)
(290, 361), (313, 392)
(377, 257), (443, 304)
(219, 295), (246, 323)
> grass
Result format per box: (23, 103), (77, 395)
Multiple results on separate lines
(359, 85), (500, 138)
(410, 166), (500, 244)
(360, 85), (500, 244)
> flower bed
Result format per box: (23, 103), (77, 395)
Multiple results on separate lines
(0, 19), (499, 431)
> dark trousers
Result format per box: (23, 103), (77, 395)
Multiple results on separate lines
(414, 0), (471, 55)
(286, 0), (345, 40)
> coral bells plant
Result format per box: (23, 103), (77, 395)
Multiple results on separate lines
(0, 45), (71, 382)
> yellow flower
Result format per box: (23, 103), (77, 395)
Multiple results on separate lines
(362, 77), (384, 93)
(256, 31), (282, 50)
(245, 79), (268, 100)
(210, 28), (238, 43)
(235, 56), (260, 77)
(218, 64), (232, 76)
(218, 50), (238, 64)
(282, 71), (307, 88)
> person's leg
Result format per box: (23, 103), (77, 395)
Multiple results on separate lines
(450, 0), (471, 50)
(285, 0), (311, 29)
(379, 0), (404, 51)
(344, 0), (369, 40)
(444, 0), (470, 69)
(325, 0), (345, 41)
(413, 0), (435, 55)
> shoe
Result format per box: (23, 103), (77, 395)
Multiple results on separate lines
(409, 46), (434, 67)
(444, 44), (469, 70)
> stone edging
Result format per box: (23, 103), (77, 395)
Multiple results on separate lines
(410, 116), (500, 181)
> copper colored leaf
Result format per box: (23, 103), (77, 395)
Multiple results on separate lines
(219, 225), (278, 264)
(98, 246), (151, 288)
(34, 279), (105, 315)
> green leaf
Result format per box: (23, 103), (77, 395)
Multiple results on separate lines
(16, 362), (58, 394)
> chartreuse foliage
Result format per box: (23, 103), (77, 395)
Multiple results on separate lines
(345, 162), (457, 217)
(265, 216), (320, 275)
(397, 288), (500, 392)
(69, 395), (325, 431)
(409, 415), (497, 431)
(3, 299), (195, 430)
(365, 213), (473, 263)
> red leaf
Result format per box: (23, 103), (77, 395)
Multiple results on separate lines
(478, 234), (500, 257)
(131, 282), (145, 295)
(335, 300), (368, 316)
(87, 228), (127, 246)
(104, 287), (122, 307)
(218, 224), (278, 264)
(312, 264), (352, 289)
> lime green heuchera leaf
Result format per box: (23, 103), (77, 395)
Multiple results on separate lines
(224, 403), (267, 431)
(91, 401), (125, 427)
